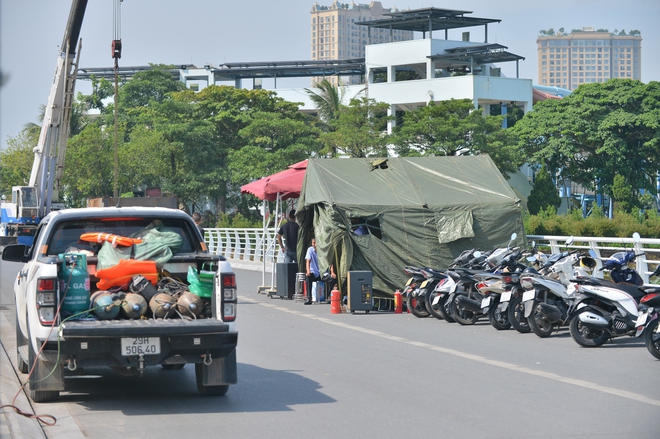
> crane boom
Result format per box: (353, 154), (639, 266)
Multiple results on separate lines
(7, 0), (88, 245)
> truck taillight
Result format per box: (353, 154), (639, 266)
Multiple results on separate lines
(221, 273), (236, 322)
(36, 277), (58, 325)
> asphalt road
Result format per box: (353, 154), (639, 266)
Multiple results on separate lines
(1, 260), (660, 439)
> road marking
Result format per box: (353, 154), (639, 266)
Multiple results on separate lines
(242, 295), (660, 407)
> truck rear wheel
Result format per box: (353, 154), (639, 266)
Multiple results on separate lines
(195, 363), (229, 396)
(27, 326), (60, 403)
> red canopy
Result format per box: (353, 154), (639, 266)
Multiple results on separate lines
(240, 159), (308, 201)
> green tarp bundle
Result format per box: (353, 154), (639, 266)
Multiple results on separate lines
(296, 156), (525, 296)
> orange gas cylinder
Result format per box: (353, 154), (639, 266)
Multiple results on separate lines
(330, 288), (341, 314)
(394, 289), (403, 314)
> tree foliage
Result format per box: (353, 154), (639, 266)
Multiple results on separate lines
(305, 79), (343, 128)
(0, 128), (37, 195)
(512, 79), (660, 206)
(320, 97), (391, 158)
(392, 99), (523, 177)
(527, 166), (561, 215)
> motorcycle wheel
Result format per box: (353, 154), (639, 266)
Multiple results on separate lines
(527, 300), (555, 338)
(644, 319), (660, 360)
(406, 293), (430, 318)
(569, 307), (609, 347)
(439, 294), (455, 323)
(450, 294), (479, 325)
(489, 302), (511, 330)
(507, 294), (531, 334)
(424, 290), (444, 320)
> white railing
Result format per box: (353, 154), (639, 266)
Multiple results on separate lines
(206, 227), (283, 265)
(206, 228), (660, 283)
(527, 235), (660, 283)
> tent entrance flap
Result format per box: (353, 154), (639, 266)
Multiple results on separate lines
(435, 210), (474, 244)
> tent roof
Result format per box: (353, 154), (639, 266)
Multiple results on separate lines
(241, 160), (308, 201)
(300, 156), (518, 210)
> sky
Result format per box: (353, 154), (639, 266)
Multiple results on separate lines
(1, 0), (659, 152)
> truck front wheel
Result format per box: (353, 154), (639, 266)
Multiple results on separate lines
(16, 313), (29, 374)
(195, 363), (229, 396)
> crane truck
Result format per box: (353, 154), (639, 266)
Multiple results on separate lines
(5, 0), (88, 246)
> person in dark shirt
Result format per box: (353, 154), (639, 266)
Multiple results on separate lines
(277, 210), (299, 263)
(192, 212), (204, 238)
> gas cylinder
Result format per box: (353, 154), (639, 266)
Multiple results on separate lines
(90, 290), (121, 320)
(330, 287), (341, 314)
(149, 292), (176, 319)
(176, 291), (204, 318)
(394, 289), (403, 314)
(121, 293), (148, 319)
(58, 253), (90, 317)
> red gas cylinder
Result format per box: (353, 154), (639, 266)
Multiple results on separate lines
(330, 288), (341, 314)
(394, 289), (403, 314)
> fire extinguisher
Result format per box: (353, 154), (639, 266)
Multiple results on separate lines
(394, 289), (403, 314)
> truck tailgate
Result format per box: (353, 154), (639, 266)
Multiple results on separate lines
(61, 318), (233, 338)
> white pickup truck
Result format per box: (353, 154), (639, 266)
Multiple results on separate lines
(2, 206), (238, 402)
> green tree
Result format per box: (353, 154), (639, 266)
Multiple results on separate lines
(527, 166), (561, 215)
(305, 79), (343, 128)
(320, 97), (391, 158)
(0, 128), (37, 195)
(119, 65), (186, 109)
(512, 79), (660, 206)
(611, 174), (635, 213)
(61, 124), (116, 206)
(392, 99), (523, 177)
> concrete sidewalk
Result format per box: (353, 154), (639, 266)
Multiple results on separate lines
(0, 258), (261, 438)
(1, 311), (49, 439)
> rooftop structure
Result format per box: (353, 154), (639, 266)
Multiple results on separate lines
(79, 7), (534, 133)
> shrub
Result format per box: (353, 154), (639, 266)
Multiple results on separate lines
(524, 207), (660, 238)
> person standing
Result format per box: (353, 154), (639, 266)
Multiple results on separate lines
(192, 212), (204, 238)
(277, 210), (299, 263)
(304, 237), (322, 305)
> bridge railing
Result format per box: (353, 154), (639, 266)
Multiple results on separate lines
(206, 228), (660, 283)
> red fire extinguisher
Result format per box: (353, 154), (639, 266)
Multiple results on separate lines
(394, 289), (403, 314)
(331, 287), (341, 314)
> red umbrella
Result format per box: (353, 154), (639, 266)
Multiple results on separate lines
(241, 160), (308, 201)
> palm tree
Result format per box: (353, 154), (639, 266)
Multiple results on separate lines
(305, 79), (343, 130)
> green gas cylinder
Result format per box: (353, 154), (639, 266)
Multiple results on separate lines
(58, 253), (91, 317)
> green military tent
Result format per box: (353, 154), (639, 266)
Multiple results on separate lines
(296, 156), (525, 296)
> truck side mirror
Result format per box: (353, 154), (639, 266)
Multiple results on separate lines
(1, 244), (29, 263)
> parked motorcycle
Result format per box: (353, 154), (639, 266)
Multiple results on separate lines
(424, 248), (484, 322)
(503, 247), (548, 333)
(634, 266), (660, 359)
(521, 238), (597, 338)
(476, 249), (528, 330)
(401, 266), (431, 318)
(567, 233), (652, 347)
(449, 234), (519, 326)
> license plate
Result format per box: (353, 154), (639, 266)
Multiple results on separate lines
(432, 294), (443, 306)
(500, 291), (511, 303)
(481, 296), (491, 308)
(522, 290), (535, 302)
(635, 311), (649, 327)
(405, 278), (412, 286)
(121, 337), (161, 356)
(420, 280), (429, 288)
